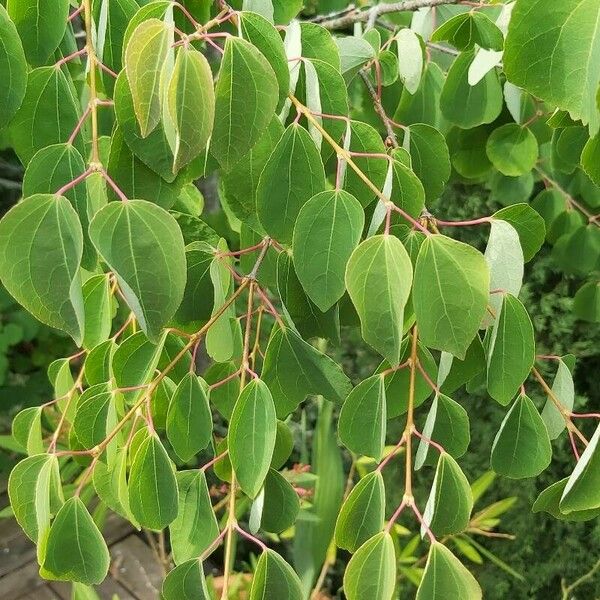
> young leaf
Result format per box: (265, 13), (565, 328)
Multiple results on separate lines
(257, 124), (326, 245)
(335, 471), (385, 552)
(413, 235), (489, 359)
(167, 47), (215, 173)
(0, 4), (27, 128)
(89, 199), (186, 342)
(346, 235), (413, 365)
(228, 379), (277, 498)
(124, 18), (170, 137)
(261, 469), (300, 534)
(42, 497), (110, 586)
(0, 194), (84, 344)
(343, 532), (396, 600)
(486, 124), (538, 176)
(170, 471), (220, 565)
(541, 357), (575, 440)
(339, 375), (386, 460)
(8, 454), (63, 550)
(166, 373), (212, 462)
(492, 204), (545, 262)
(490, 394), (552, 478)
(261, 325), (352, 416)
(440, 49), (503, 129)
(487, 294), (535, 406)
(162, 559), (211, 600)
(292, 189), (364, 311)
(423, 453), (473, 537)
(82, 275), (113, 350)
(7, 0), (69, 66)
(72, 384), (113, 449)
(415, 394), (470, 469)
(416, 542), (482, 599)
(432, 12), (504, 52)
(560, 423), (600, 513)
(533, 478), (600, 522)
(250, 549), (303, 600)
(212, 37), (278, 169)
(396, 28), (423, 94)
(129, 434), (179, 530)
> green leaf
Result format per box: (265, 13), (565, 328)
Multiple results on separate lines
(261, 469), (300, 533)
(396, 28), (423, 94)
(413, 235), (489, 359)
(432, 12), (504, 51)
(250, 549), (303, 600)
(292, 190), (364, 312)
(0, 4), (27, 128)
(490, 394), (552, 478)
(10, 66), (83, 165)
(438, 336), (486, 395)
(7, 0), (69, 66)
(417, 542), (482, 599)
(239, 11), (289, 104)
(343, 532), (396, 600)
(486, 124), (538, 177)
(582, 133), (600, 186)
(504, 0), (600, 134)
(336, 35), (375, 79)
(162, 559), (211, 600)
(84, 340), (116, 387)
(257, 124), (326, 245)
(492, 204), (545, 262)
(12, 407), (44, 455)
(560, 423), (600, 513)
(42, 497), (110, 585)
(228, 379), (277, 498)
(112, 331), (164, 402)
(261, 325), (352, 417)
(346, 235), (413, 365)
(175, 242), (214, 325)
(403, 123), (451, 203)
(533, 478), (600, 522)
(339, 375), (386, 460)
(89, 199), (186, 341)
(541, 357), (574, 440)
(335, 471), (385, 552)
(487, 294), (535, 406)
(389, 159), (426, 218)
(82, 275), (112, 350)
(8, 454), (63, 551)
(124, 18), (170, 137)
(212, 37), (278, 169)
(129, 434), (179, 530)
(170, 471), (220, 565)
(573, 280), (600, 323)
(166, 373), (212, 462)
(0, 194), (84, 344)
(423, 453), (473, 537)
(276, 252), (340, 343)
(416, 394), (470, 469)
(72, 384), (113, 449)
(167, 47), (215, 173)
(440, 49), (502, 129)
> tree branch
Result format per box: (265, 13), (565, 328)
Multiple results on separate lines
(319, 0), (460, 30)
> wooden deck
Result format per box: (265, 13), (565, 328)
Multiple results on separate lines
(0, 481), (165, 600)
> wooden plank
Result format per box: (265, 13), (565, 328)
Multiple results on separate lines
(48, 578), (137, 600)
(0, 560), (47, 600)
(16, 585), (59, 600)
(109, 535), (164, 600)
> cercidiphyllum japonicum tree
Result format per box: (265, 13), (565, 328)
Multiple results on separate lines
(1, 0), (600, 598)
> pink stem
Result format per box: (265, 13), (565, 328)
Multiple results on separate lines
(100, 169), (129, 202)
(568, 429), (581, 461)
(218, 241), (265, 257)
(377, 434), (407, 473)
(201, 450), (229, 472)
(570, 412), (600, 419)
(200, 527), (228, 561)
(385, 498), (408, 532)
(309, 110), (351, 123)
(209, 369), (241, 391)
(203, 37), (224, 55)
(411, 502), (437, 543)
(189, 337), (202, 373)
(413, 428), (445, 455)
(68, 104), (91, 144)
(234, 525), (268, 552)
(435, 216), (492, 227)
(417, 361), (440, 394)
(55, 167), (93, 196)
(384, 205), (392, 235)
(348, 151), (391, 160)
(172, 1), (200, 28)
(97, 60), (118, 79)
(536, 354), (562, 361)
(68, 5), (84, 21)
(390, 205), (430, 235)
(55, 47), (87, 68)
